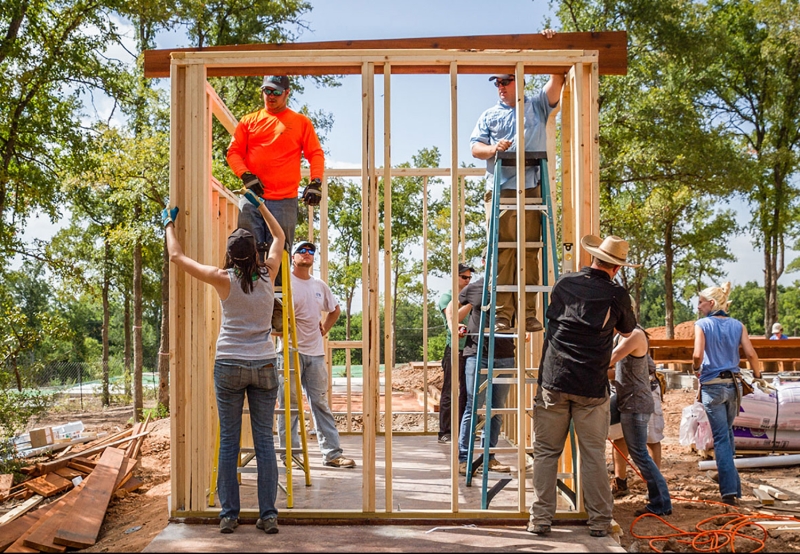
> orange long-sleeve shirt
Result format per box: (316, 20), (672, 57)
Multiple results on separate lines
(227, 108), (325, 200)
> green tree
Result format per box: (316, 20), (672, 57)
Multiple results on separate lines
(695, 0), (800, 336)
(327, 178), (363, 341)
(729, 281), (766, 336)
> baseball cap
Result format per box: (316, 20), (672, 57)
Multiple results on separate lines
(488, 74), (514, 82)
(228, 228), (257, 261)
(458, 263), (474, 275)
(293, 241), (316, 254)
(262, 75), (290, 93)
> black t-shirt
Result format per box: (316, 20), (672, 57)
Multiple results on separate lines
(540, 267), (636, 398)
(459, 277), (515, 359)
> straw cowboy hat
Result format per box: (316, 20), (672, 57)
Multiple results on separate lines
(580, 234), (641, 268)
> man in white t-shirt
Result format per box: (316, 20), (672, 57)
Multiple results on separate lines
(277, 241), (355, 468)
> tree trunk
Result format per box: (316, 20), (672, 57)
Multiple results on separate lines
(664, 222), (675, 340)
(157, 237), (170, 411)
(133, 205), (144, 422)
(101, 238), (111, 407)
(124, 287), (131, 397)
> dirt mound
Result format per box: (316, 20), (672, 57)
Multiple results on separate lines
(646, 320), (696, 339)
(391, 364), (443, 392)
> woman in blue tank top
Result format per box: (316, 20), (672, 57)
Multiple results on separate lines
(692, 282), (760, 507)
(164, 190), (284, 535)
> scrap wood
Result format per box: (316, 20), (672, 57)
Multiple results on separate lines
(759, 483), (791, 500)
(53, 446), (72, 459)
(76, 428), (132, 454)
(4, 492), (69, 553)
(118, 476), (143, 493)
(0, 511), (42, 551)
(53, 447), (126, 549)
(0, 496), (43, 526)
(23, 481), (87, 552)
(22, 473), (72, 498)
(67, 461), (95, 475)
(113, 457), (138, 491)
(53, 467), (85, 481)
(754, 487), (775, 505)
(22, 431), (149, 477)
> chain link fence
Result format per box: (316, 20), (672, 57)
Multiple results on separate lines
(4, 358), (161, 413)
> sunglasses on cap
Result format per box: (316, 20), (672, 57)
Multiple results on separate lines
(295, 247), (316, 255)
(493, 78), (514, 87)
(263, 88), (284, 97)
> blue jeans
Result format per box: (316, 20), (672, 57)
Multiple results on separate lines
(701, 382), (742, 498)
(620, 412), (672, 514)
(214, 358), (279, 521)
(277, 354), (343, 463)
(238, 198), (298, 286)
(458, 355), (513, 462)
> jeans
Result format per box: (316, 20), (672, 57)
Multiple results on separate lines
(277, 353), (343, 463)
(439, 344), (468, 439)
(701, 382), (742, 498)
(530, 387), (612, 531)
(238, 197), (297, 286)
(214, 358), (279, 521)
(458, 355), (513, 462)
(620, 412), (672, 514)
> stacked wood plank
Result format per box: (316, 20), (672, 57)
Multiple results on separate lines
(0, 419), (151, 552)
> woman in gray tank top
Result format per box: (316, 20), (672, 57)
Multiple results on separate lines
(164, 190), (284, 536)
(609, 324), (672, 517)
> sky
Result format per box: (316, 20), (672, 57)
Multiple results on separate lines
(16, 0), (799, 307)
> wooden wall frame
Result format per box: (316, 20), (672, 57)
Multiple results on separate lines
(155, 33), (621, 519)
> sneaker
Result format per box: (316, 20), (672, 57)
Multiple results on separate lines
(480, 459), (511, 473)
(611, 477), (629, 498)
(527, 522), (551, 535)
(256, 517), (279, 534)
(438, 434), (451, 444)
(324, 456), (356, 468)
(589, 529), (608, 538)
(219, 517), (238, 534)
(526, 317), (543, 333)
(494, 319), (513, 333)
(634, 506), (672, 517)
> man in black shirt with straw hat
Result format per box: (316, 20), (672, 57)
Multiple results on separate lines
(529, 234), (638, 538)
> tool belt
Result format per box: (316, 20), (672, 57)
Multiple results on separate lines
(703, 370), (736, 385)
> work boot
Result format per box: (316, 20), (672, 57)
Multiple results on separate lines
(494, 318), (512, 333)
(526, 317), (543, 333)
(478, 458), (511, 473)
(611, 476), (629, 498)
(256, 517), (279, 534)
(722, 495), (739, 507)
(527, 522), (551, 535)
(324, 456), (356, 468)
(219, 517), (238, 534)
(458, 461), (469, 476)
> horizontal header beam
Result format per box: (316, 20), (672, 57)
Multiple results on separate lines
(144, 31), (627, 78)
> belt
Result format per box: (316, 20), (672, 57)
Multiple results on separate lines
(703, 371), (737, 385)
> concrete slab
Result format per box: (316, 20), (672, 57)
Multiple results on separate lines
(144, 522), (626, 552)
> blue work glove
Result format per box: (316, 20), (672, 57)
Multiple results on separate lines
(242, 172), (264, 198)
(243, 189), (264, 208)
(302, 178), (322, 206)
(162, 206), (179, 227)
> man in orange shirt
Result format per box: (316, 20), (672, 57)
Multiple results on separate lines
(227, 76), (325, 266)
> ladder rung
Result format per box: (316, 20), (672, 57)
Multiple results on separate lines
(499, 198), (542, 205)
(479, 368), (539, 374)
(490, 378), (537, 384)
(499, 205), (548, 211)
(496, 241), (544, 248)
(557, 473), (575, 479)
(494, 285), (552, 293)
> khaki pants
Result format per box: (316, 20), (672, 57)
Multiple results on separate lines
(484, 188), (541, 323)
(530, 387), (613, 531)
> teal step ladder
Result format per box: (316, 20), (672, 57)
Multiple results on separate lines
(464, 150), (576, 510)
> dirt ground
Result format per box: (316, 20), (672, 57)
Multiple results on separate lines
(20, 386), (800, 552)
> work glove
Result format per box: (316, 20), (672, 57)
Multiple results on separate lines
(162, 206), (179, 227)
(752, 378), (769, 390)
(243, 189), (264, 208)
(302, 178), (322, 206)
(241, 172), (264, 198)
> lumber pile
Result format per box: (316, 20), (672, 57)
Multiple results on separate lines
(0, 417), (151, 552)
